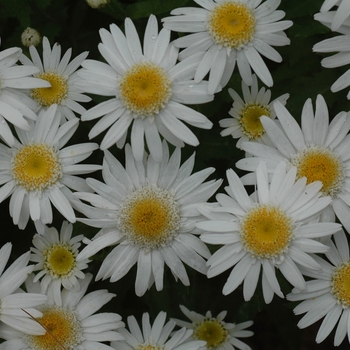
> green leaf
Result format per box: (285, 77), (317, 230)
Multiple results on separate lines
(0, 0), (31, 28)
(34, 0), (52, 10)
(126, 0), (191, 19)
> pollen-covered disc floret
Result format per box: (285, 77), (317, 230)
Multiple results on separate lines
(331, 262), (350, 308)
(241, 204), (293, 259)
(137, 345), (163, 350)
(23, 305), (82, 350)
(119, 185), (181, 250)
(239, 104), (270, 139)
(12, 143), (62, 192)
(32, 71), (68, 107)
(290, 145), (345, 197)
(194, 319), (228, 348)
(208, 1), (256, 50)
(43, 243), (76, 278)
(119, 62), (172, 118)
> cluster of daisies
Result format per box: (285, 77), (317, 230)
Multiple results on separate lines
(2, 0), (350, 348)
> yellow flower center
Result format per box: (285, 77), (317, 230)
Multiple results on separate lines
(12, 143), (62, 191)
(24, 306), (82, 350)
(241, 204), (293, 259)
(119, 61), (172, 117)
(119, 185), (180, 250)
(239, 104), (270, 139)
(290, 146), (345, 197)
(44, 244), (76, 277)
(137, 345), (163, 350)
(194, 319), (228, 348)
(32, 71), (68, 106)
(208, 1), (256, 50)
(332, 262), (350, 308)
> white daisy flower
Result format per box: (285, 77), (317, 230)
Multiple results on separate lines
(30, 221), (90, 304)
(219, 74), (289, 148)
(287, 229), (350, 346)
(0, 104), (102, 229)
(74, 141), (222, 296)
(319, 0), (350, 31)
(197, 161), (341, 303)
(237, 95), (350, 226)
(0, 40), (50, 146)
(0, 273), (125, 350)
(173, 305), (254, 350)
(111, 311), (206, 350)
(313, 17), (350, 98)
(0, 243), (47, 335)
(20, 36), (91, 121)
(78, 14), (214, 162)
(162, 0), (293, 94)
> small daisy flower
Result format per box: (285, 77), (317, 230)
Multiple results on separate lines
(173, 305), (254, 350)
(287, 229), (350, 346)
(162, 0), (293, 94)
(30, 221), (90, 304)
(197, 161), (341, 303)
(319, 0), (350, 31)
(111, 311), (206, 350)
(219, 74), (289, 148)
(74, 141), (222, 296)
(237, 95), (350, 226)
(0, 273), (125, 350)
(78, 14), (213, 162)
(313, 17), (350, 98)
(0, 104), (102, 229)
(0, 40), (50, 146)
(20, 36), (91, 121)
(0, 243), (47, 335)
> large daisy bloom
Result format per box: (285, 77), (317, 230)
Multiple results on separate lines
(74, 141), (222, 296)
(0, 273), (125, 350)
(30, 221), (90, 304)
(313, 17), (350, 98)
(0, 104), (102, 229)
(111, 311), (206, 350)
(173, 305), (254, 350)
(237, 94), (350, 226)
(20, 36), (91, 121)
(197, 161), (341, 303)
(319, 0), (350, 31)
(162, 0), (293, 94)
(0, 243), (47, 335)
(78, 15), (214, 162)
(219, 74), (289, 148)
(287, 229), (350, 346)
(0, 40), (50, 146)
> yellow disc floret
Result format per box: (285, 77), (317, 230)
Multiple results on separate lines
(290, 146), (345, 197)
(119, 61), (172, 117)
(119, 185), (180, 250)
(208, 1), (256, 50)
(32, 71), (68, 106)
(12, 143), (62, 191)
(332, 262), (350, 308)
(241, 204), (293, 259)
(44, 244), (76, 277)
(137, 345), (163, 350)
(24, 306), (82, 350)
(194, 319), (228, 349)
(239, 104), (270, 139)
